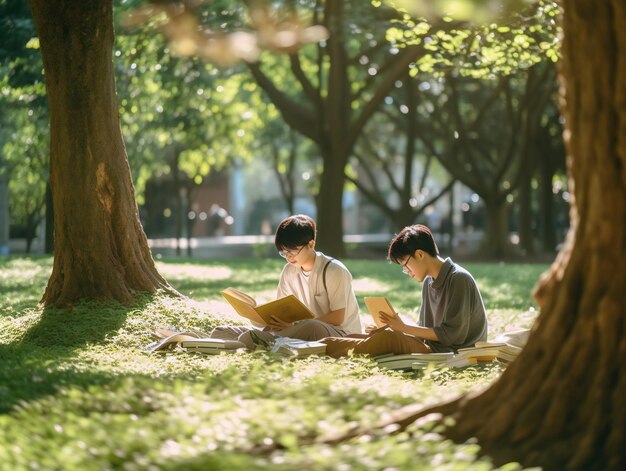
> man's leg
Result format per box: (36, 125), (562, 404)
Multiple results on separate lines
(278, 319), (346, 341)
(322, 329), (431, 358)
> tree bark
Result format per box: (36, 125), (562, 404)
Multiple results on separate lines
(518, 169), (535, 255)
(441, 1), (626, 468)
(29, 0), (176, 306)
(538, 144), (557, 251)
(44, 182), (54, 254)
(479, 198), (512, 259)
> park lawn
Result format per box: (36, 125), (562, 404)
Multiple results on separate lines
(0, 256), (547, 470)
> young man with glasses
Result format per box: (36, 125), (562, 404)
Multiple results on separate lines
(321, 224), (488, 358)
(210, 214), (362, 348)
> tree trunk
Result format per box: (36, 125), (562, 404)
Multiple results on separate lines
(316, 0), (349, 257)
(29, 0), (176, 307)
(0, 158), (9, 256)
(480, 198), (511, 259)
(441, 1), (626, 468)
(316, 145), (347, 256)
(518, 171), (535, 256)
(538, 147), (558, 252)
(44, 182), (54, 254)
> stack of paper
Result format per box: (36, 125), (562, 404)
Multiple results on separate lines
(181, 338), (245, 354)
(375, 352), (454, 370)
(270, 337), (327, 357)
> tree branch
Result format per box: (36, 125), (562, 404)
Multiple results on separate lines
(246, 61), (320, 142)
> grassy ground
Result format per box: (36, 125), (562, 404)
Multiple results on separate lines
(0, 256), (547, 470)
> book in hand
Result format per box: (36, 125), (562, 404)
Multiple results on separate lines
(270, 337), (327, 357)
(221, 287), (315, 326)
(181, 338), (245, 355)
(375, 352), (454, 370)
(364, 297), (399, 328)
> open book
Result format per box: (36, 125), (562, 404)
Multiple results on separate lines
(145, 331), (204, 353)
(364, 297), (399, 328)
(221, 287), (315, 326)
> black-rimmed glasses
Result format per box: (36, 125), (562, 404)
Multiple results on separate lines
(278, 244), (306, 259)
(400, 256), (412, 275)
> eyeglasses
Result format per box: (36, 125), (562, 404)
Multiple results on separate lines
(400, 256), (412, 275)
(278, 244), (306, 259)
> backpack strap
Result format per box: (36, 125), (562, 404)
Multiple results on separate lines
(322, 258), (335, 292)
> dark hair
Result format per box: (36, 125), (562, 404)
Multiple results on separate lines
(387, 224), (439, 263)
(274, 214), (316, 251)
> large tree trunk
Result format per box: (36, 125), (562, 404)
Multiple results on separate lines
(442, 1), (626, 468)
(479, 198), (512, 259)
(44, 182), (54, 254)
(518, 170), (535, 256)
(538, 146), (558, 252)
(0, 159), (9, 256)
(316, 147), (348, 256)
(29, 0), (176, 307)
(316, 0), (349, 257)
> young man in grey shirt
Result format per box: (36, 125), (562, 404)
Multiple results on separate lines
(322, 224), (488, 357)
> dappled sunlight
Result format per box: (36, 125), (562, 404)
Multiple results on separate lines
(2, 257), (546, 469)
(352, 277), (390, 294)
(193, 299), (241, 323)
(0, 258), (51, 285)
(156, 263), (233, 281)
(0, 308), (42, 342)
(487, 308), (538, 337)
(249, 288), (278, 303)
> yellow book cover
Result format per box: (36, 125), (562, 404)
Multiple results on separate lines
(364, 297), (398, 327)
(221, 287), (315, 326)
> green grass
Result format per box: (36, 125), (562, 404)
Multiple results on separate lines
(0, 256), (548, 470)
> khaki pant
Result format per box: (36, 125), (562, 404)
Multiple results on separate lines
(210, 319), (347, 350)
(321, 329), (432, 358)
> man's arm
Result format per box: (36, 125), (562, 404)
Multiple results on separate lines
(379, 312), (439, 341)
(316, 307), (345, 326)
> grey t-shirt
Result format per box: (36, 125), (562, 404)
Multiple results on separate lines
(419, 258), (488, 352)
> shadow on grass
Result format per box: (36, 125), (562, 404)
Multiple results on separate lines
(0, 344), (121, 413)
(0, 295), (155, 413)
(21, 302), (134, 348)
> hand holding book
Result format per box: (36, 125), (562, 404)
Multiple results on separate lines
(378, 310), (407, 331)
(267, 315), (295, 330)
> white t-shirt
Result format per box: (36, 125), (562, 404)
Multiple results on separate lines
(276, 251), (363, 335)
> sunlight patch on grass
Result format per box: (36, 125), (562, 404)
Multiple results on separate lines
(156, 263), (233, 281)
(487, 308), (538, 337)
(0, 258), (51, 283)
(194, 299), (240, 320)
(0, 309), (42, 343)
(352, 277), (389, 293)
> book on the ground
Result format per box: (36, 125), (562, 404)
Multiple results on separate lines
(153, 327), (209, 340)
(221, 287), (315, 326)
(270, 337), (327, 357)
(454, 342), (523, 364)
(364, 297), (399, 327)
(145, 331), (204, 353)
(180, 338), (244, 354)
(374, 343), (524, 371)
(482, 329), (530, 349)
(375, 352), (454, 370)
